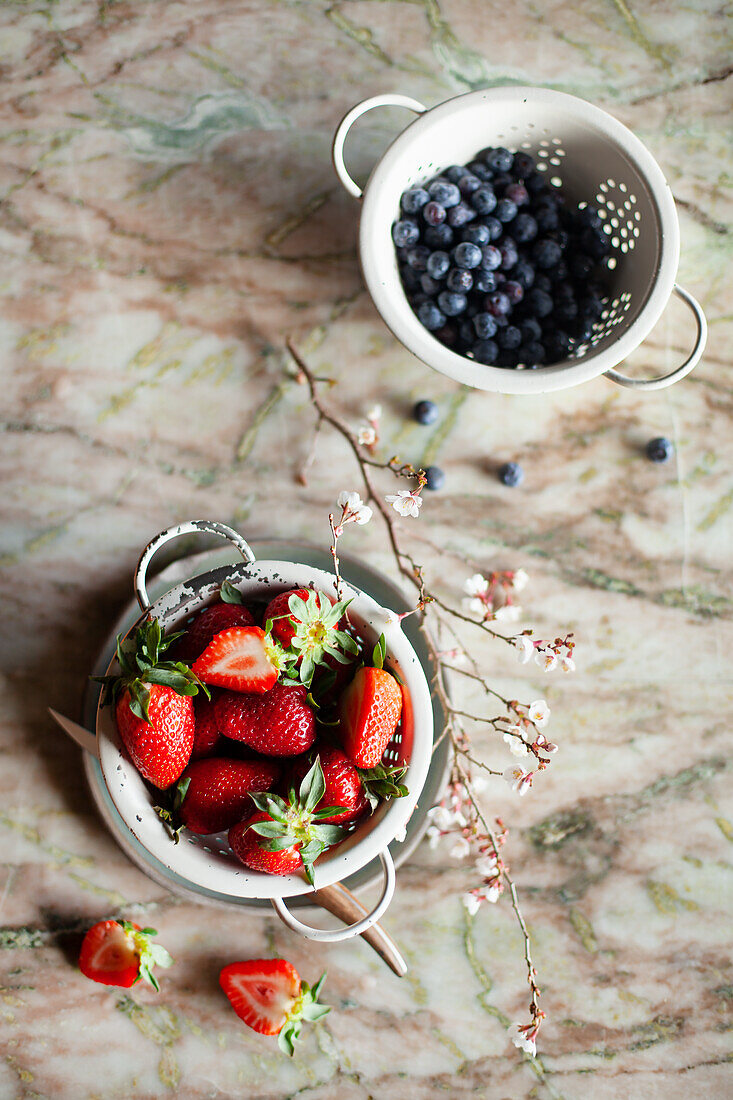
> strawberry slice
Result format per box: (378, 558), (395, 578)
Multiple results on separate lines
(220, 959), (330, 1055)
(339, 666), (403, 768)
(79, 920), (173, 990)
(192, 627), (278, 693)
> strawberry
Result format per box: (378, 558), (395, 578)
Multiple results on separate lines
(173, 601), (255, 663)
(192, 626), (278, 693)
(216, 683), (316, 757)
(96, 618), (206, 790)
(190, 690), (223, 761)
(219, 960), (330, 1056)
(287, 747), (409, 824)
(79, 919), (172, 991)
(228, 757), (347, 884)
(263, 588), (358, 688)
(339, 665), (403, 769)
(179, 757), (281, 835)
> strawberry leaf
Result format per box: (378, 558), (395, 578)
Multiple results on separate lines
(298, 757), (325, 813)
(220, 580), (243, 605)
(310, 823), (347, 845)
(249, 820), (289, 839)
(312, 806), (347, 819)
(372, 633), (387, 670)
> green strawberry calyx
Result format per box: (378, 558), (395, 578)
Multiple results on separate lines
(247, 757), (347, 886)
(117, 920), (173, 992)
(153, 776), (191, 843)
(357, 764), (409, 812)
(278, 971), (331, 1056)
(95, 617), (209, 723)
(266, 590), (359, 688)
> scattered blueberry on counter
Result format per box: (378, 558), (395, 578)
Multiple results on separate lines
(498, 461), (524, 487)
(393, 149), (611, 370)
(413, 399), (439, 425)
(424, 465), (446, 491)
(646, 436), (674, 463)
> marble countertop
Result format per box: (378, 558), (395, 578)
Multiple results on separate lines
(1, 2), (731, 1097)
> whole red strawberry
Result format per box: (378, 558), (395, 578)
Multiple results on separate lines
(99, 618), (206, 790)
(173, 601), (255, 663)
(287, 747), (367, 824)
(339, 665), (402, 769)
(228, 758), (347, 884)
(262, 588), (358, 690)
(190, 690), (223, 761)
(263, 588), (311, 649)
(180, 757), (281, 835)
(216, 683), (316, 756)
(220, 960), (330, 1056)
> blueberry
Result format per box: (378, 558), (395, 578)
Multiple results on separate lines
(424, 224), (454, 248)
(512, 259), (536, 289)
(467, 160), (493, 181)
(406, 245), (431, 271)
(426, 250), (451, 279)
(458, 172), (482, 195)
(544, 329), (571, 361)
(484, 216), (503, 241)
(577, 205), (603, 230)
(445, 165), (470, 183)
(646, 436), (674, 463)
(497, 325), (522, 350)
(533, 274), (553, 293)
(473, 312), (498, 339)
(535, 207), (560, 232)
(511, 151), (535, 179)
(462, 223), (490, 246)
(520, 318), (542, 343)
(499, 461), (523, 487)
(533, 239), (563, 269)
(437, 290), (468, 317)
(436, 323), (459, 348)
(581, 227), (611, 259)
(420, 274), (442, 296)
(492, 171), (513, 190)
(392, 220), (420, 248)
(401, 188), (430, 214)
(495, 198), (518, 223)
(400, 265), (421, 292)
(526, 288), (554, 317)
(519, 341), (545, 366)
(499, 239), (518, 270)
(413, 399), (439, 425)
(453, 241), (483, 270)
(513, 213), (538, 243)
(423, 201), (447, 226)
(484, 147), (513, 173)
(472, 338), (499, 364)
(525, 170), (547, 195)
(446, 268), (473, 292)
(503, 280), (524, 305)
(473, 269), (498, 293)
(471, 187), (497, 215)
(424, 465), (446, 491)
(486, 291), (511, 317)
(458, 319), (476, 345)
(578, 295), (603, 320)
(568, 252), (595, 280)
(496, 349), (519, 369)
(447, 202), (477, 228)
(416, 301), (446, 331)
(480, 244), (502, 271)
(554, 297), (578, 322)
(505, 182), (529, 206)
(428, 180), (461, 208)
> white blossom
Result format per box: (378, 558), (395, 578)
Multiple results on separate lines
(464, 573), (490, 598)
(385, 490), (422, 518)
(358, 426), (377, 446)
(471, 773), (489, 794)
(427, 805), (454, 831)
(503, 765), (533, 796)
(535, 732), (558, 754)
(337, 490), (372, 525)
(511, 568), (529, 592)
(494, 603), (522, 623)
(535, 648), (558, 673)
(503, 730), (529, 757)
(528, 699), (550, 729)
(559, 652), (576, 673)
(480, 882), (501, 904)
(366, 404), (382, 422)
(463, 596), (487, 616)
(426, 826), (442, 849)
(513, 635), (534, 664)
(462, 892), (482, 916)
(448, 835), (471, 860)
(508, 1023), (537, 1057)
(475, 852), (498, 877)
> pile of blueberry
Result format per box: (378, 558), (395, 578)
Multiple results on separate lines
(392, 147), (610, 369)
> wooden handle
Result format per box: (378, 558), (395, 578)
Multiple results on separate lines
(312, 882), (407, 977)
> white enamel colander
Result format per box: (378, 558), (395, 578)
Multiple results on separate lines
(332, 86), (707, 395)
(86, 521), (433, 945)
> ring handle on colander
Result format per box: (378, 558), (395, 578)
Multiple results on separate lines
(270, 849), (396, 942)
(604, 285), (707, 391)
(134, 520), (256, 612)
(332, 94), (427, 200)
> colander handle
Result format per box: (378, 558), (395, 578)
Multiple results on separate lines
(332, 94), (427, 200)
(604, 285), (707, 391)
(270, 849), (396, 942)
(134, 520), (256, 611)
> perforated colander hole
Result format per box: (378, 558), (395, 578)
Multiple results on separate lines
(599, 182), (609, 193)
(634, 210), (641, 221)
(551, 137), (562, 145)
(610, 217), (619, 228)
(598, 208), (607, 219)
(619, 226), (628, 237)
(549, 156), (562, 166)
(538, 147), (549, 157)
(539, 138), (550, 147)
(603, 223), (612, 235)
(611, 236), (620, 247)
(550, 176), (562, 187)
(537, 161), (547, 171)
(619, 182), (628, 193)
(520, 140), (532, 149)
(607, 256), (617, 269)
(632, 226), (640, 237)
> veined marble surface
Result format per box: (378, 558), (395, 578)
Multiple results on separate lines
(1, 2), (732, 1097)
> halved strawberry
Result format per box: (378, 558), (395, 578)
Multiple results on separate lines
(339, 666), (403, 769)
(219, 960), (330, 1056)
(179, 757), (281, 835)
(192, 627), (278, 693)
(79, 920), (172, 991)
(172, 601), (255, 663)
(216, 683), (316, 756)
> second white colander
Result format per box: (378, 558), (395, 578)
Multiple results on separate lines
(332, 86), (707, 395)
